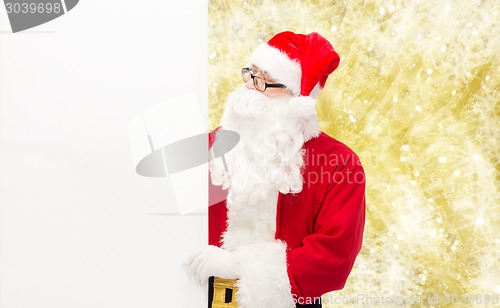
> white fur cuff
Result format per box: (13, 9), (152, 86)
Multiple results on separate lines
(234, 241), (295, 308)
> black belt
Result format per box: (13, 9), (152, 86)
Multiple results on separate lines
(208, 276), (322, 308)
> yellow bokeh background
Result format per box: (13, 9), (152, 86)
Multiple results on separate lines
(209, 0), (499, 306)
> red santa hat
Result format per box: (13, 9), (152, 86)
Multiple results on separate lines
(251, 31), (340, 98)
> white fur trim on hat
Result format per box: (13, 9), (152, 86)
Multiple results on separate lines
(234, 241), (295, 308)
(251, 44), (302, 96)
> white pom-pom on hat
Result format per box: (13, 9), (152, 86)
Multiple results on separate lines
(288, 96), (321, 141)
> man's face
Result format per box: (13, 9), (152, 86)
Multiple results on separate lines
(245, 65), (293, 97)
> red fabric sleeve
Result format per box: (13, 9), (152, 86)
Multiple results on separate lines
(208, 200), (227, 247)
(208, 126), (226, 247)
(208, 126), (222, 149)
(286, 157), (366, 298)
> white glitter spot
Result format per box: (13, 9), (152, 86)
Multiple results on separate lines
(410, 180), (417, 186)
(453, 170), (461, 177)
(331, 25), (338, 32)
(379, 7), (386, 15)
(401, 144), (409, 151)
(393, 96), (398, 102)
(397, 235), (403, 240)
(414, 171), (420, 177)
(437, 217), (442, 223)
(400, 156), (407, 162)
(472, 153), (481, 160)
(428, 198), (434, 202)
(444, 5), (451, 14)
(438, 156), (447, 163)
(349, 114), (357, 123)
(416, 105), (422, 111)
(389, 5), (394, 12)
(427, 69), (433, 75)
(475, 217), (485, 226)
(393, 244), (399, 250)
(441, 46), (447, 52)
(452, 90), (457, 95)
(451, 245), (456, 251)
(209, 52), (217, 59)
(486, 75), (490, 81)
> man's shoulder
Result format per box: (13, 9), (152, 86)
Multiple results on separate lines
(302, 131), (363, 170)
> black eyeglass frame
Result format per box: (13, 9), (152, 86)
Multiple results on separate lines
(241, 67), (287, 92)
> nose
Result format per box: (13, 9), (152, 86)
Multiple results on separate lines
(245, 78), (254, 90)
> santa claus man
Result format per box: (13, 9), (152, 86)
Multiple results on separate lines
(186, 31), (366, 308)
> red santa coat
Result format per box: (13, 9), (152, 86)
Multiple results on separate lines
(209, 131), (366, 300)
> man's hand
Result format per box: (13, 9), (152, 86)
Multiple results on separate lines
(184, 245), (239, 284)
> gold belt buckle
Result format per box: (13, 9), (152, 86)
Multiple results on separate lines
(211, 277), (238, 308)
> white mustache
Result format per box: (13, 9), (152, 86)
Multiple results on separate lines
(226, 87), (270, 119)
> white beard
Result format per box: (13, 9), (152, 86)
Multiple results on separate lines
(210, 87), (312, 249)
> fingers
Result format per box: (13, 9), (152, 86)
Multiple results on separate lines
(198, 266), (210, 284)
(184, 246), (226, 285)
(182, 250), (200, 266)
(187, 251), (204, 278)
(195, 262), (208, 284)
(186, 248), (212, 283)
(192, 252), (204, 281)
(183, 245), (210, 265)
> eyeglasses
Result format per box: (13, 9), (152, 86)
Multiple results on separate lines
(241, 67), (287, 92)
